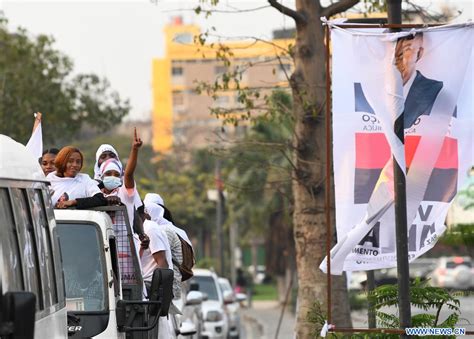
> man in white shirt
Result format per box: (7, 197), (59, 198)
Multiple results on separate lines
(140, 218), (173, 339)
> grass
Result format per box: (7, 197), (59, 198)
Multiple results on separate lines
(252, 283), (278, 301)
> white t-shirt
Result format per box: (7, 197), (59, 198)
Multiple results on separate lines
(141, 220), (172, 282)
(47, 172), (101, 206)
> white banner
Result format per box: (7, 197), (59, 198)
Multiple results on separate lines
(320, 23), (473, 274)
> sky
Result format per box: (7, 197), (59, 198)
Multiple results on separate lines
(1, 0), (472, 121)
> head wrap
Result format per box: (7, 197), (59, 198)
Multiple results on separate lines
(99, 159), (123, 179)
(144, 197), (192, 247)
(144, 193), (165, 206)
(94, 144), (120, 179)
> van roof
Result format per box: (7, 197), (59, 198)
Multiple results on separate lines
(54, 209), (115, 243)
(0, 134), (46, 181)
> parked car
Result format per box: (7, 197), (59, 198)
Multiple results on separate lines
(427, 256), (474, 290)
(189, 269), (229, 339)
(218, 277), (246, 339)
(0, 134), (67, 339)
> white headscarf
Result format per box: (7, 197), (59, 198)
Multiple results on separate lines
(94, 144), (120, 179)
(144, 200), (192, 247)
(143, 193), (164, 206)
(99, 159), (123, 179)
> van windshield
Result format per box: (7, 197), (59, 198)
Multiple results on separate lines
(191, 276), (219, 301)
(57, 223), (107, 312)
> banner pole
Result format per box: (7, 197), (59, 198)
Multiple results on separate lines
(387, 0), (412, 336)
(324, 23), (332, 326)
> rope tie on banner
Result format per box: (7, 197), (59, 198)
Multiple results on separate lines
(320, 321), (335, 337)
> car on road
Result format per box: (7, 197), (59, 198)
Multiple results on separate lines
(427, 256), (474, 290)
(190, 269), (229, 339)
(218, 277), (246, 339)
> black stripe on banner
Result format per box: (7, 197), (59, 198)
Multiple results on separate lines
(423, 168), (458, 202)
(354, 168), (383, 204)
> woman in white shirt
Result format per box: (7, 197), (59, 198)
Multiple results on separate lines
(47, 146), (107, 209)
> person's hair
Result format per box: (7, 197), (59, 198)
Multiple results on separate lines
(39, 147), (60, 164)
(54, 146), (84, 176)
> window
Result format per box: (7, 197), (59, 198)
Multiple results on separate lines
(278, 64), (292, 81)
(57, 223), (107, 312)
(215, 65), (228, 78)
(10, 188), (43, 310)
(191, 276), (219, 301)
(174, 33), (193, 44)
(0, 188), (23, 291)
(29, 189), (58, 307)
(215, 95), (230, 107)
(172, 67), (183, 76)
(172, 91), (185, 110)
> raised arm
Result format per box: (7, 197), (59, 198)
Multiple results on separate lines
(32, 112), (42, 133)
(124, 127), (143, 189)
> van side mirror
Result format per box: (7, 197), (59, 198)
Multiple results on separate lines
(223, 290), (235, 304)
(1, 292), (36, 339)
(149, 268), (173, 317)
(178, 321), (197, 336)
(235, 293), (247, 302)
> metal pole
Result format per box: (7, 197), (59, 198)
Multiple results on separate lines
(387, 0), (411, 335)
(215, 158), (225, 276)
(366, 271), (376, 328)
(324, 23), (333, 326)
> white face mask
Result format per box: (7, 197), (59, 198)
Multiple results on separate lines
(103, 176), (122, 190)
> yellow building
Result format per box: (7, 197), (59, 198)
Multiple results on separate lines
(151, 17), (293, 153)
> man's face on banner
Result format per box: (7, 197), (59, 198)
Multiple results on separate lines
(395, 35), (424, 85)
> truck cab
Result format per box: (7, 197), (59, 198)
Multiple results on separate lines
(55, 206), (174, 338)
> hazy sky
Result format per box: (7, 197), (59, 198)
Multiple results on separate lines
(1, 0), (471, 121)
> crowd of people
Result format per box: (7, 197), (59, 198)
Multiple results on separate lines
(25, 113), (192, 338)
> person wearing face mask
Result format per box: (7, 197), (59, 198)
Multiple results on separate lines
(98, 128), (143, 227)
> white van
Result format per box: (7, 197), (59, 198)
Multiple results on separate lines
(0, 135), (67, 339)
(54, 207), (175, 338)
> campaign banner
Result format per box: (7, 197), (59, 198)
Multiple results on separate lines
(320, 23), (473, 274)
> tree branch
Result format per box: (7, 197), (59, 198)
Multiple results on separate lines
(322, 0), (360, 18)
(268, 0), (306, 24)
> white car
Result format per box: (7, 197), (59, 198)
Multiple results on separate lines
(218, 277), (246, 339)
(190, 269), (229, 339)
(428, 256), (474, 290)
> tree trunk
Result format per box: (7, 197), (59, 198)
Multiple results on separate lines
(290, 1), (351, 336)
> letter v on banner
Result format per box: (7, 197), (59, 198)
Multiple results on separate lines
(320, 22), (473, 274)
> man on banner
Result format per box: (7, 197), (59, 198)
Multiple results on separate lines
(320, 25), (472, 274)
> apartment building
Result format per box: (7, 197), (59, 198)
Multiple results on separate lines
(151, 17), (292, 153)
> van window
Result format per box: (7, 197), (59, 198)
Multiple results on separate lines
(0, 188), (23, 291)
(57, 223), (107, 312)
(10, 188), (43, 310)
(29, 189), (58, 308)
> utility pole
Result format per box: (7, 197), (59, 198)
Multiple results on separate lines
(215, 158), (225, 276)
(387, 0), (411, 336)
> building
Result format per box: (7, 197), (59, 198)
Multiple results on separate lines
(151, 17), (292, 153)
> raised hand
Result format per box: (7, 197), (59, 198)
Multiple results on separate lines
(132, 127), (143, 150)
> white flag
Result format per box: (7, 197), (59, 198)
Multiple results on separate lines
(321, 23), (473, 274)
(26, 122), (43, 159)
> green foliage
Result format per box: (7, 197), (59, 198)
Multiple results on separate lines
(196, 256), (218, 269)
(0, 18), (129, 145)
(306, 280), (461, 338)
(368, 279), (460, 338)
(252, 283), (278, 301)
(439, 224), (474, 248)
(225, 90), (294, 240)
